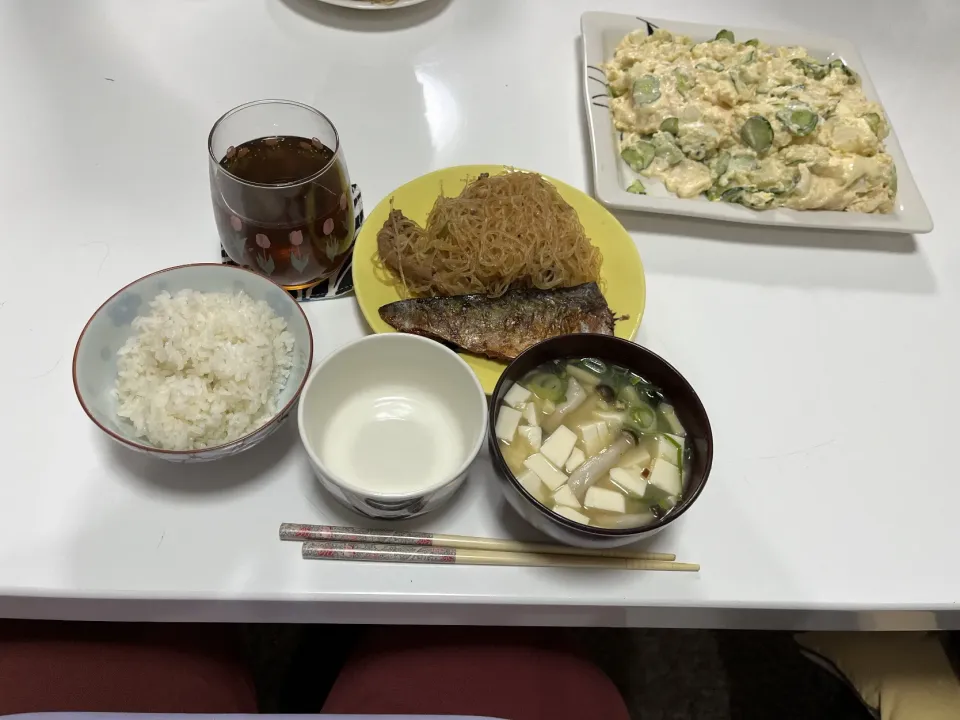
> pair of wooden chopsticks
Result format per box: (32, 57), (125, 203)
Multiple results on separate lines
(280, 523), (699, 572)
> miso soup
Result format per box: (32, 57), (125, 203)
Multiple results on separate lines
(495, 357), (689, 529)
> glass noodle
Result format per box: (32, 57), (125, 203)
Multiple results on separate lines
(374, 172), (602, 297)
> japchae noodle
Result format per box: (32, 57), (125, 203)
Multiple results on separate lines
(375, 171), (602, 297)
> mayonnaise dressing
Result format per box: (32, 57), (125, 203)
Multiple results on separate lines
(603, 28), (897, 213)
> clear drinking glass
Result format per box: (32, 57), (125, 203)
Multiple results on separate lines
(208, 100), (355, 290)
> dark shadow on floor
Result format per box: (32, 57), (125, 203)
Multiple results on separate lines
(243, 624), (880, 719)
(713, 630), (870, 720)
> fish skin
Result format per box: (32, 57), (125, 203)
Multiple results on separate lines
(378, 283), (615, 361)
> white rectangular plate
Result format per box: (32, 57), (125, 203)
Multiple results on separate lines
(581, 12), (933, 234)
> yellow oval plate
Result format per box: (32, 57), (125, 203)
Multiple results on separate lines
(353, 165), (646, 393)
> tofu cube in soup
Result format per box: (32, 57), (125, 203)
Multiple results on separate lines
(553, 505), (591, 525)
(609, 467), (648, 498)
(553, 484), (582, 509)
(496, 406), (522, 442)
(648, 456), (682, 497)
(564, 447), (586, 473)
(516, 468), (545, 500)
(651, 433), (683, 466)
(523, 453), (568, 491)
(584, 486), (627, 514)
(504, 383), (532, 409)
(541, 425), (578, 468)
(518, 425), (542, 451)
(594, 410), (625, 435)
(580, 421), (609, 456)
(619, 445), (652, 470)
(522, 403), (539, 426)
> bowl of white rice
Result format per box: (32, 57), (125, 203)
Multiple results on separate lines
(73, 264), (313, 462)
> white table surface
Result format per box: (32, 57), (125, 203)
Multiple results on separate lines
(0, 0), (957, 630)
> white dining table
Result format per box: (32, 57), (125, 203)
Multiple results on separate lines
(0, 0), (957, 630)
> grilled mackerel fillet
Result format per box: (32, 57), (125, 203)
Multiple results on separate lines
(378, 282), (615, 361)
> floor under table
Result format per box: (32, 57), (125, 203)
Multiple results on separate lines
(244, 625), (933, 719)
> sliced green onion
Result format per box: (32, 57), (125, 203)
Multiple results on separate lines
(715, 29), (735, 42)
(618, 384), (642, 408)
(744, 38), (760, 47)
(628, 404), (658, 432)
(527, 373), (566, 403)
(581, 358), (607, 375)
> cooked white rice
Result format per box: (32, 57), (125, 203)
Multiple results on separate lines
(115, 289), (295, 451)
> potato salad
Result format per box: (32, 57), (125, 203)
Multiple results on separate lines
(603, 28), (897, 213)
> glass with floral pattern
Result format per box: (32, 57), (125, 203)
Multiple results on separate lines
(208, 99), (355, 290)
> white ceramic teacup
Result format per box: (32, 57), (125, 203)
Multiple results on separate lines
(298, 334), (488, 519)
